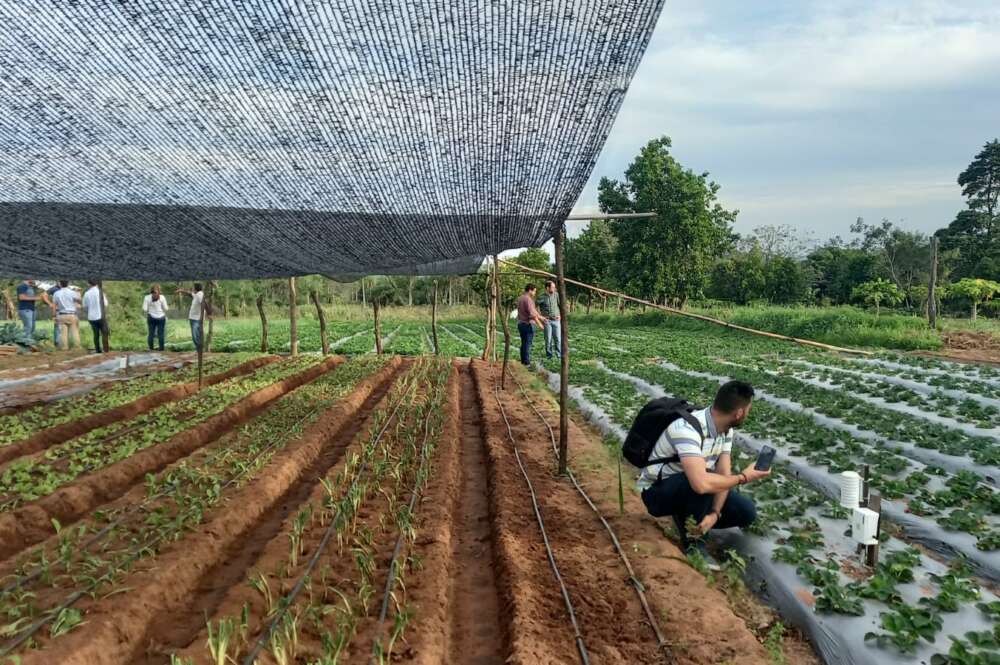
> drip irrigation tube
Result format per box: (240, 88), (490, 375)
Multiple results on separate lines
(490, 366), (590, 665)
(368, 397), (437, 664)
(508, 370), (674, 662)
(241, 369), (421, 665)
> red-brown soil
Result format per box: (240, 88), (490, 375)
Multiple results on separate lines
(16, 357), (404, 665)
(4, 357), (820, 665)
(0, 354), (277, 467)
(918, 330), (1000, 365)
(0, 356), (341, 561)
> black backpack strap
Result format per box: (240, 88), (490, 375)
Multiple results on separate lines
(650, 408), (706, 481)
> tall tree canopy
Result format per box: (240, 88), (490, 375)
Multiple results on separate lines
(937, 139), (1000, 281)
(564, 219), (618, 288)
(598, 136), (737, 305)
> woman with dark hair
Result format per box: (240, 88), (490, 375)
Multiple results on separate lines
(142, 284), (169, 351)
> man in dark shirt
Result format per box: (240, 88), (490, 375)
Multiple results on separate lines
(15, 279), (48, 340)
(516, 284), (546, 365)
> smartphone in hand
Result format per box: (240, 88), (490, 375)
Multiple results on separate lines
(754, 445), (776, 471)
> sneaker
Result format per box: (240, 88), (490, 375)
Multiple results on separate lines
(686, 542), (721, 572)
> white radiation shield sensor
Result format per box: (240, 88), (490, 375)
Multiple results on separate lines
(840, 471), (862, 509)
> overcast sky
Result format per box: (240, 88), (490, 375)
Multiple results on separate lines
(566, 0), (1000, 245)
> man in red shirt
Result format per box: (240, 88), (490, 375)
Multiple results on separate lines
(516, 284), (546, 365)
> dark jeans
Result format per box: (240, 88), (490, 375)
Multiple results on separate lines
(641, 472), (756, 549)
(517, 322), (534, 365)
(89, 320), (103, 353)
(147, 316), (166, 351)
(189, 319), (203, 351)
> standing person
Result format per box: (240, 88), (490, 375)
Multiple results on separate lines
(46, 283), (61, 348)
(82, 280), (109, 353)
(177, 283), (205, 352)
(637, 381), (769, 561)
(515, 284), (545, 366)
(538, 280), (561, 359)
(15, 279), (48, 339)
(52, 281), (82, 350)
(142, 285), (169, 351)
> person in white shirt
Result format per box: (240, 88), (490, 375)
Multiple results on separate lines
(176, 283), (205, 352)
(51, 280), (82, 350)
(82, 280), (109, 353)
(142, 284), (169, 351)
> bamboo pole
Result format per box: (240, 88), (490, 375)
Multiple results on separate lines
(373, 300), (383, 355)
(482, 258), (494, 361)
(928, 237), (939, 329)
(554, 227), (570, 475)
(257, 294), (268, 353)
(498, 259), (874, 356)
(310, 290), (329, 355)
(96, 280), (110, 352)
(197, 284), (206, 388)
(491, 254), (500, 363)
(500, 293), (512, 389)
(431, 281), (440, 356)
(204, 281), (215, 353)
(288, 277), (298, 357)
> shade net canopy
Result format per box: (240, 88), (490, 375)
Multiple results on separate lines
(0, 0), (664, 280)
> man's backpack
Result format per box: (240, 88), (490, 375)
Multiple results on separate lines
(622, 397), (704, 469)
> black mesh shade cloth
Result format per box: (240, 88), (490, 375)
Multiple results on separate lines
(0, 0), (664, 279)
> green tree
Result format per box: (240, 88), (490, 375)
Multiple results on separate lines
(948, 278), (1000, 321)
(707, 247), (766, 305)
(598, 136), (737, 306)
(851, 218), (930, 308)
(851, 278), (904, 317)
(564, 219), (618, 288)
(937, 140), (1000, 281)
(763, 255), (813, 304)
(807, 241), (878, 304)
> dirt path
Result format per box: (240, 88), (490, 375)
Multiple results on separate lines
(446, 364), (506, 665)
(507, 364), (819, 665)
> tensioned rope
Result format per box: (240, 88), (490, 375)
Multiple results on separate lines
(0, 0), (665, 280)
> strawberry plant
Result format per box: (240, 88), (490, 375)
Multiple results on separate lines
(866, 605), (944, 653)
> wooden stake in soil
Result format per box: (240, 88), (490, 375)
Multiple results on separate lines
(554, 225), (570, 475)
(96, 280), (110, 352)
(431, 280), (440, 356)
(288, 277), (298, 357)
(482, 258), (495, 361)
(310, 290), (329, 355)
(865, 493), (882, 567)
(491, 254), (500, 363)
(256, 294), (268, 353)
(373, 299), (383, 355)
(204, 281), (215, 353)
(197, 283), (206, 388)
(928, 236), (939, 329)
(501, 294), (512, 389)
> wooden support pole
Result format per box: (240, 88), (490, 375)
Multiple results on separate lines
(491, 254), (500, 363)
(197, 283), (206, 388)
(501, 293), (512, 389)
(373, 300), (383, 355)
(928, 237), (939, 329)
(482, 258), (494, 361)
(96, 280), (110, 352)
(431, 281), (440, 356)
(554, 226), (570, 475)
(865, 493), (882, 567)
(204, 281), (215, 353)
(288, 277), (298, 357)
(310, 290), (329, 355)
(498, 259), (874, 356)
(257, 294), (268, 353)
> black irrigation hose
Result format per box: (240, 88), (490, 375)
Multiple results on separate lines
(367, 398), (438, 665)
(241, 371), (423, 665)
(490, 367), (591, 665)
(509, 370), (675, 663)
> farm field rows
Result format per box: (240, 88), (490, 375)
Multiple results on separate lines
(1, 347), (786, 665)
(527, 319), (1000, 665)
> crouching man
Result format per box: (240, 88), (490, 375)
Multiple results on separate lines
(638, 381), (770, 559)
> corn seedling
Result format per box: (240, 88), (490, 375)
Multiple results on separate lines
(205, 616), (236, 665)
(250, 573), (275, 616)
